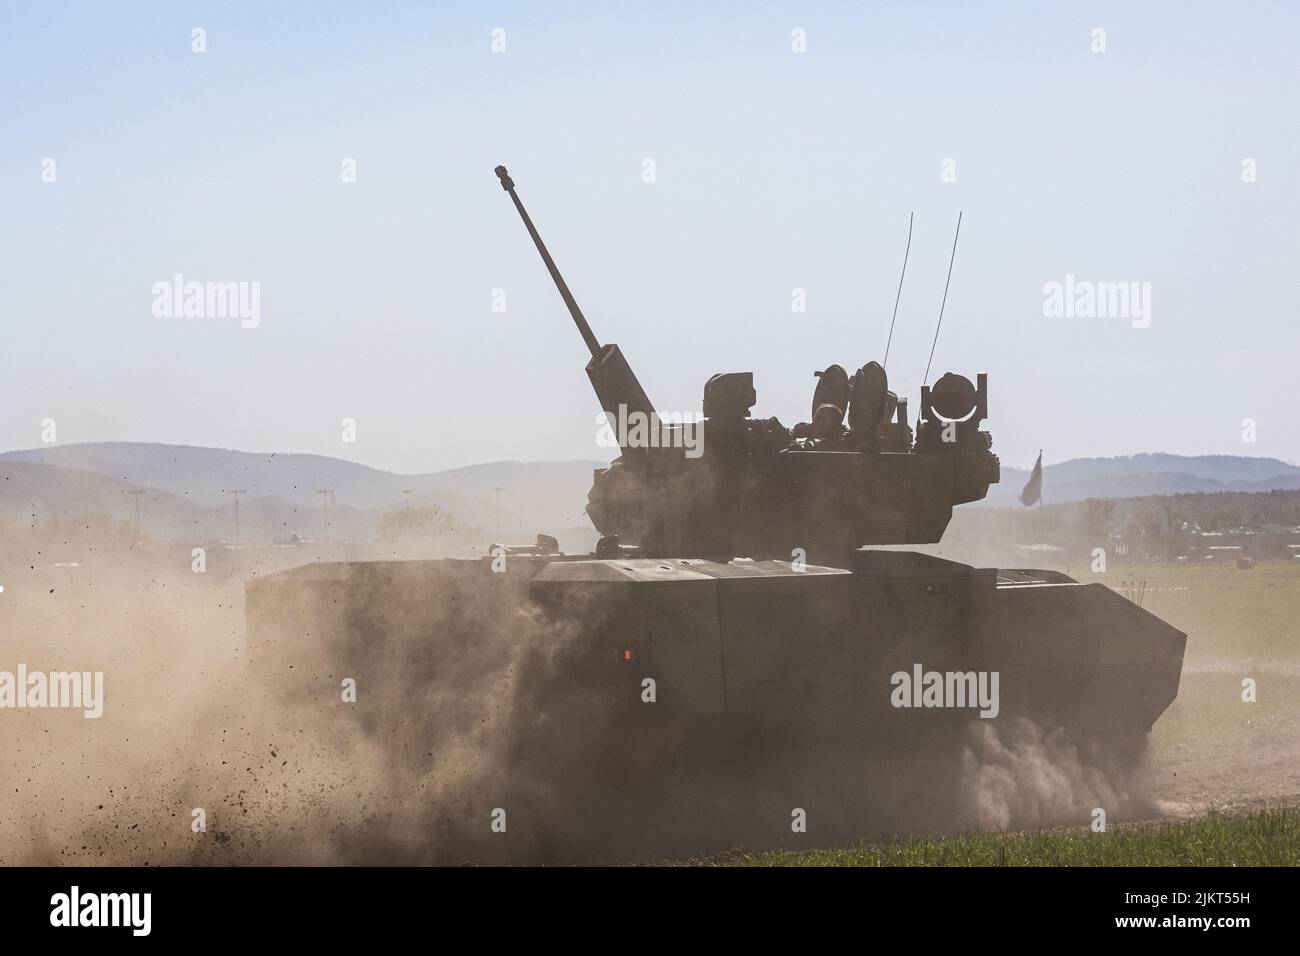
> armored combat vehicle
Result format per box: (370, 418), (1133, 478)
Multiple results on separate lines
(246, 168), (1186, 852)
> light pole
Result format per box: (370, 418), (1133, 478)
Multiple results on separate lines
(127, 488), (146, 539)
(221, 489), (248, 546)
(316, 489), (335, 540)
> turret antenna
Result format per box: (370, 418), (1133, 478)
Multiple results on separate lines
(882, 211), (914, 371)
(922, 210), (962, 386)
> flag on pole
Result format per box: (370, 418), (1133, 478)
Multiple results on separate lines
(1020, 451), (1043, 507)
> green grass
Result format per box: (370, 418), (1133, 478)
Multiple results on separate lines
(690, 808), (1300, 867)
(1092, 561), (1300, 662)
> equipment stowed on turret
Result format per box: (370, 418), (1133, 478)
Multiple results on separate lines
(245, 167), (1187, 857)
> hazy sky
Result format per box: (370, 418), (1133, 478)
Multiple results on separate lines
(2, 1), (1297, 474)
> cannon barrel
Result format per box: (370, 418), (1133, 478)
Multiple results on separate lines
(495, 165), (601, 358)
(495, 166), (657, 451)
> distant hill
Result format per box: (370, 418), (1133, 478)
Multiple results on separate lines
(3, 442), (441, 509)
(0, 459), (377, 543)
(988, 454), (1300, 507)
(0, 459), (192, 522)
(5, 443), (1299, 544)
(0, 443), (607, 545)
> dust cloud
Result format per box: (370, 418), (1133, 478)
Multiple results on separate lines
(1, 542), (702, 865)
(3, 522), (1294, 864)
(957, 717), (1145, 831)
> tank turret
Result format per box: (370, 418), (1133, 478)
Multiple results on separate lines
(497, 166), (1000, 565)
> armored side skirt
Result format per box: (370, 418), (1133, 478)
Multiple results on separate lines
(246, 552), (1186, 760)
